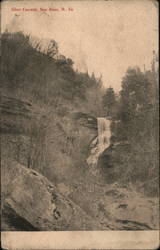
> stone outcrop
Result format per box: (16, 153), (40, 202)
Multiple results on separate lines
(71, 112), (97, 130)
(0, 95), (32, 134)
(101, 186), (159, 230)
(1, 159), (103, 231)
(97, 143), (131, 183)
(69, 182), (159, 230)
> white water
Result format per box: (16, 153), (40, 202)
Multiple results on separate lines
(87, 118), (111, 166)
(98, 118), (111, 153)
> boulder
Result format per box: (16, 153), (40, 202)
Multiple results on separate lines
(1, 159), (102, 231)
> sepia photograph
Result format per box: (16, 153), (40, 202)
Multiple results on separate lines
(1, 0), (159, 249)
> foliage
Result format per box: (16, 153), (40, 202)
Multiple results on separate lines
(102, 87), (116, 116)
(1, 31), (104, 106)
(1, 31), (103, 185)
(1, 31), (158, 197)
(102, 64), (159, 196)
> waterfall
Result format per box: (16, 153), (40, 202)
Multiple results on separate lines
(98, 118), (111, 153)
(87, 117), (111, 167)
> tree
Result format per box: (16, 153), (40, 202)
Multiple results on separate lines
(117, 67), (152, 126)
(115, 65), (158, 144)
(103, 87), (116, 116)
(45, 40), (58, 58)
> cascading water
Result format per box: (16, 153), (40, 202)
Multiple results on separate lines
(98, 118), (111, 153)
(87, 118), (111, 168)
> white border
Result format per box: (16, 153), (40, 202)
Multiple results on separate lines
(1, 231), (160, 249)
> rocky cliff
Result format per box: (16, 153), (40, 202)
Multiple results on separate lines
(0, 95), (32, 134)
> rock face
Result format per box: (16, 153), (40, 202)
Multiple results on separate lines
(71, 112), (97, 130)
(97, 143), (131, 183)
(1, 159), (102, 231)
(69, 182), (159, 230)
(101, 186), (159, 230)
(0, 95), (32, 134)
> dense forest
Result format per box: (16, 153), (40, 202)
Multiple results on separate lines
(1, 31), (159, 230)
(101, 63), (159, 196)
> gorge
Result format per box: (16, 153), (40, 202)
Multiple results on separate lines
(1, 31), (159, 231)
